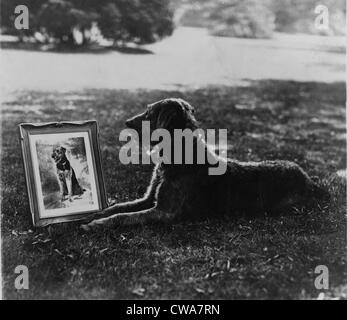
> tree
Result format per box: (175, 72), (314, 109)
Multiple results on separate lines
(271, 0), (346, 35)
(37, 0), (74, 44)
(1, 0), (175, 46)
(37, 0), (96, 45)
(176, 0), (346, 37)
(37, 0), (174, 45)
(69, 8), (98, 45)
(0, 0), (46, 36)
(208, 0), (275, 38)
(97, 0), (174, 44)
(97, 3), (122, 42)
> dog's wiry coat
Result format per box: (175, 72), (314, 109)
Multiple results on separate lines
(82, 98), (328, 230)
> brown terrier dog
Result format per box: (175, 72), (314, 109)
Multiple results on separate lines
(82, 98), (328, 230)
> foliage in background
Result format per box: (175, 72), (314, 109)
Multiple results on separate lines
(97, 0), (174, 44)
(271, 0), (346, 36)
(1, 0), (345, 44)
(175, 0), (346, 38)
(36, 0), (96, 45)
(0, 0), (46, 39)
(0, 0), (174, 45)
(208, 0), (275, 38)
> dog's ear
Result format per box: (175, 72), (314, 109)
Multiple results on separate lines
(61, 147), (66, 153)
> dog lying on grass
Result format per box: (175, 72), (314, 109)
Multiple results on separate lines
(82, 98), (328, 231)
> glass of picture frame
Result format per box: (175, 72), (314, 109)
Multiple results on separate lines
(19, 120), (108, 226)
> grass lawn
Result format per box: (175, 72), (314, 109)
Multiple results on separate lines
(1, 80), (346, 299)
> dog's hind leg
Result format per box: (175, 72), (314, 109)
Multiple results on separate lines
(81, 208), (174, 231)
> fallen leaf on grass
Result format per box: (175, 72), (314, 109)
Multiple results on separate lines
(265, 254), (281, 264)
(210, 272), (223, 278)
(195, 288), (205, 294)
(32, 238), (51, 245)
(132, 287), (145, 296)
(14, 230), (32, 236)
(54, 249), (64, 256)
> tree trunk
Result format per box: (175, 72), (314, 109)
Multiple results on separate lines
(67, 32), (75, 46)
(81, 28), (87, 46)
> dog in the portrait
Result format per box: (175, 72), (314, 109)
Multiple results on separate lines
(51, 146), (84, 202)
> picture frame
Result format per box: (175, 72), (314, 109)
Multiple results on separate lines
(19, 120), (108, 227)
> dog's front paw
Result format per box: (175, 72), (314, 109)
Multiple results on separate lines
(80, 219), (102, 232)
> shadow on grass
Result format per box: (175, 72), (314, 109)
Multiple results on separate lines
(1, 80), (346, 299)
(0, 41), (154, 55)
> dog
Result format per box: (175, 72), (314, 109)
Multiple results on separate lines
(51, 146), (84, 202)
(82, 98), (328, 230)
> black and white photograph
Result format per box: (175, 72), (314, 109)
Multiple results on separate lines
(31, 133), (98, 216)
(0, 0), (346, 303)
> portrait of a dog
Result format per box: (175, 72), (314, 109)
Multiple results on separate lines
(51, 145), (85, 203)
(32, 134), (99, 216)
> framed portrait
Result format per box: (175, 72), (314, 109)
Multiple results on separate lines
(19, 121), (108, 227)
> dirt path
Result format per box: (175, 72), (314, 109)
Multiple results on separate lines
(0, 27), (345, 96)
